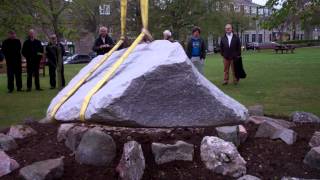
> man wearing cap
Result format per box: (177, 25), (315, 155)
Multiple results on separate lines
(46, 34), (65, 89)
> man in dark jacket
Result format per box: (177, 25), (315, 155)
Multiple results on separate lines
(220, 24), (241, 85)
(92, 26), (115, 55)
(186, 27), (206, 75)
(2, 31), (22, 93)
(22, 29), (44, 91)
(46, 34), (65, 89)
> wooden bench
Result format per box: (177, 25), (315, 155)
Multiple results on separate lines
(21, 58), (46, 76)
(274, 45), (295, 54)
(0, 58), (45, 76)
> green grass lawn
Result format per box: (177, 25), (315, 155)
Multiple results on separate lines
(205, 47), (320, 117)
(0, 47), (319, 126)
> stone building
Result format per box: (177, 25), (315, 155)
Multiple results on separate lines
(231, 0), (319, 44)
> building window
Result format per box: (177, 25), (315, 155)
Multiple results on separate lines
(215, 2), (220, 11)
(252, 34), (256, 42)
(258, 34), (263, 43)
(269, 34), (272, 41)
(224, 4), (230, 11)
(245, 34), (249, 43)
(244, 6), (250, 14)
(234, 4), (240, 12)
(99, 4), (111, 16)
(258, 8), (264, 16)
(251, 6), (257, 14)
(230, 4), (234, 12)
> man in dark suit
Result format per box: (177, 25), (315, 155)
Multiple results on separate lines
(220, 24), (241, 85)
(22, 29), (44, 91)
(46, 34), (65, 89)
(2, 31), (22, 93)
(92, 26), (115, 55)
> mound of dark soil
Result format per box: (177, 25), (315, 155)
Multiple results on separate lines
(1, 121), (320, 180)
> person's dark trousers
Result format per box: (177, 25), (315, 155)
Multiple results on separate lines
(48, 64), (56, 88)
(6, 60), (22, 92)
(26, 58), (41, 90)
(48, 64), (65, 88)
(61, 64), (65, 87)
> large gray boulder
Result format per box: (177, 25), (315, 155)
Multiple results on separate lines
(281, 177), (320, 180)
(248, 105), (264, 116)
(248, 116), (295, 128)
(19, 157), (64, 180)
(200, 136), (246, 178)
(304, 146), (320, 169)
(75, 128), (116, 166)
(116, 141), (145, 180)
(57, 123), (76, 142)
(47, 40), (248, 127)
(215, 126), (240, 147)
(64, 125), (88, 152)
(238, 175), (261, 180)
(255, 121), (297, 145)
(291, 112), (320, 123)
(0, 151), (20, 177)
(0, 133), (18, 151)
(7, 125), (37, 139)
(151, 141), (194, 164)
(309, 131), (320, 148)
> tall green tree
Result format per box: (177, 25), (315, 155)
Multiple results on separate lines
(0, 0), (33, 40)
(263, 0), (320, 40)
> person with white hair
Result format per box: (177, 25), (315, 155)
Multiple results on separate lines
(163, 30), (174, 42)
(92, 26), (115, 55)
(22, 29), (44, 91)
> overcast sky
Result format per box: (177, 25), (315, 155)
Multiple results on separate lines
(252, 0), (267, 5)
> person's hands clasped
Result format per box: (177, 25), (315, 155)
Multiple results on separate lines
(100, 44), (110, 49)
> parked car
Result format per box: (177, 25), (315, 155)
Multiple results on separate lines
(246, 42), (281, 50)
(88, 52), (97, 59)
(213, 46), (221, 53)
(63, 51), (73, 62)
(246, 42), (260, 50)
(64, 54), (91, 64)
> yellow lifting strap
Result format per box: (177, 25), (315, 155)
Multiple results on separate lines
(79, 0), (149, 121)
(49, 0), (128, 121)
(121, 0), (127, 39)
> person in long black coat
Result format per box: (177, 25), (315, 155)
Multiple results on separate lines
(46, 34), (65, 89)
(92, 26), (115, 55)
(22, 29), (44, 91)
(2, 31), (22, 93)
(220, 24), (242, 85)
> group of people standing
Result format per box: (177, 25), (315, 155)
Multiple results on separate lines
(1, 29), (65, 93)
(1, 23), (244, 93)
(184, 24), (245, 85)
(91, 24), (245, 86)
